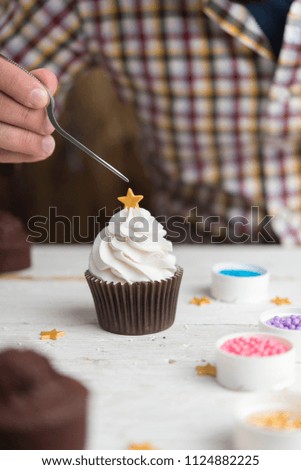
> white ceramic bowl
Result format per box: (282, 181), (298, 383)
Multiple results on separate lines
(259, 307), (301, 361)
(216, 332), (295, 391)
(211, 262), (269, 303)
(234, 392), (301, 449)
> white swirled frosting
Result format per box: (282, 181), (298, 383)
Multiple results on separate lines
(89, 207), (177, 283)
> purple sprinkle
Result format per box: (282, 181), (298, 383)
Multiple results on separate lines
(267, 314), (301, 331)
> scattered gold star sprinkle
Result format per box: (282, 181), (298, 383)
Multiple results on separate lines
(247, 411), (301, 430)
(118, 188), (144, 209)
(195, 363), (216, 377)
(128, 443), (157, 450)
(40, 329), (65, 340)
(190, 296), (212, 306)
(271, 296), (292, 306)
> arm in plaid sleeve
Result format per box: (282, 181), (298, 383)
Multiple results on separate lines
(0, 0), (95, 107)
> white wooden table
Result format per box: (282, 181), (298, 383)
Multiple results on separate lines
(1, 245), (301, 450)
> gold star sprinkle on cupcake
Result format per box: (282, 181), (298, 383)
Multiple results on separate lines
(128, 443), (157, 450)
(118, 188), (144, 209)
(190, 296), (212, 306)
(196, 363), (216, 377)
(271, 296), (292, 306)
(40, 329), (65, 340)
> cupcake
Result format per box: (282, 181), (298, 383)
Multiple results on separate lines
(0, 349), (88, 449)
(85, 188), (183, 335)
(0, 210), (30, 273)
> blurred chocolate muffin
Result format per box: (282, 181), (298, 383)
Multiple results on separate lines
(0, 211), (30, 273)
(0, 349), (88, 449)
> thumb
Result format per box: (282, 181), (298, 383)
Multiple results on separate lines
(31, 68), (58, 96)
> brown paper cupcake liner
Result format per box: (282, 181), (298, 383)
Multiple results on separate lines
(85, 266), (183, 335)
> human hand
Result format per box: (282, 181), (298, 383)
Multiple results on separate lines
(0, 56), (58, 163)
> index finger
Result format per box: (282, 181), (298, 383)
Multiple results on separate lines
(0, 56), (49, 109)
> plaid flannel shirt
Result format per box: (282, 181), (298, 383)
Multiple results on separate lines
(1, 0), (301, 243)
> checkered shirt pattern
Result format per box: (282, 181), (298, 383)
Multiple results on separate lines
(1, 0), (301, 243)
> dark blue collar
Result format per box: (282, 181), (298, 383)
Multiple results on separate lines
(246, 0), (294, 57)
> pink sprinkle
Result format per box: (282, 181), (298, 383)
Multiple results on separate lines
(220, 335), (289, 357)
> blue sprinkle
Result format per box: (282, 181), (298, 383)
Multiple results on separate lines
(219, 269), (261, 277)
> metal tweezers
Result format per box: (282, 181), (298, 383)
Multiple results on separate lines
(0, 54), (129, 183)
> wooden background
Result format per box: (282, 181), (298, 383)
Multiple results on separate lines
(0, 69), (152, 243)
